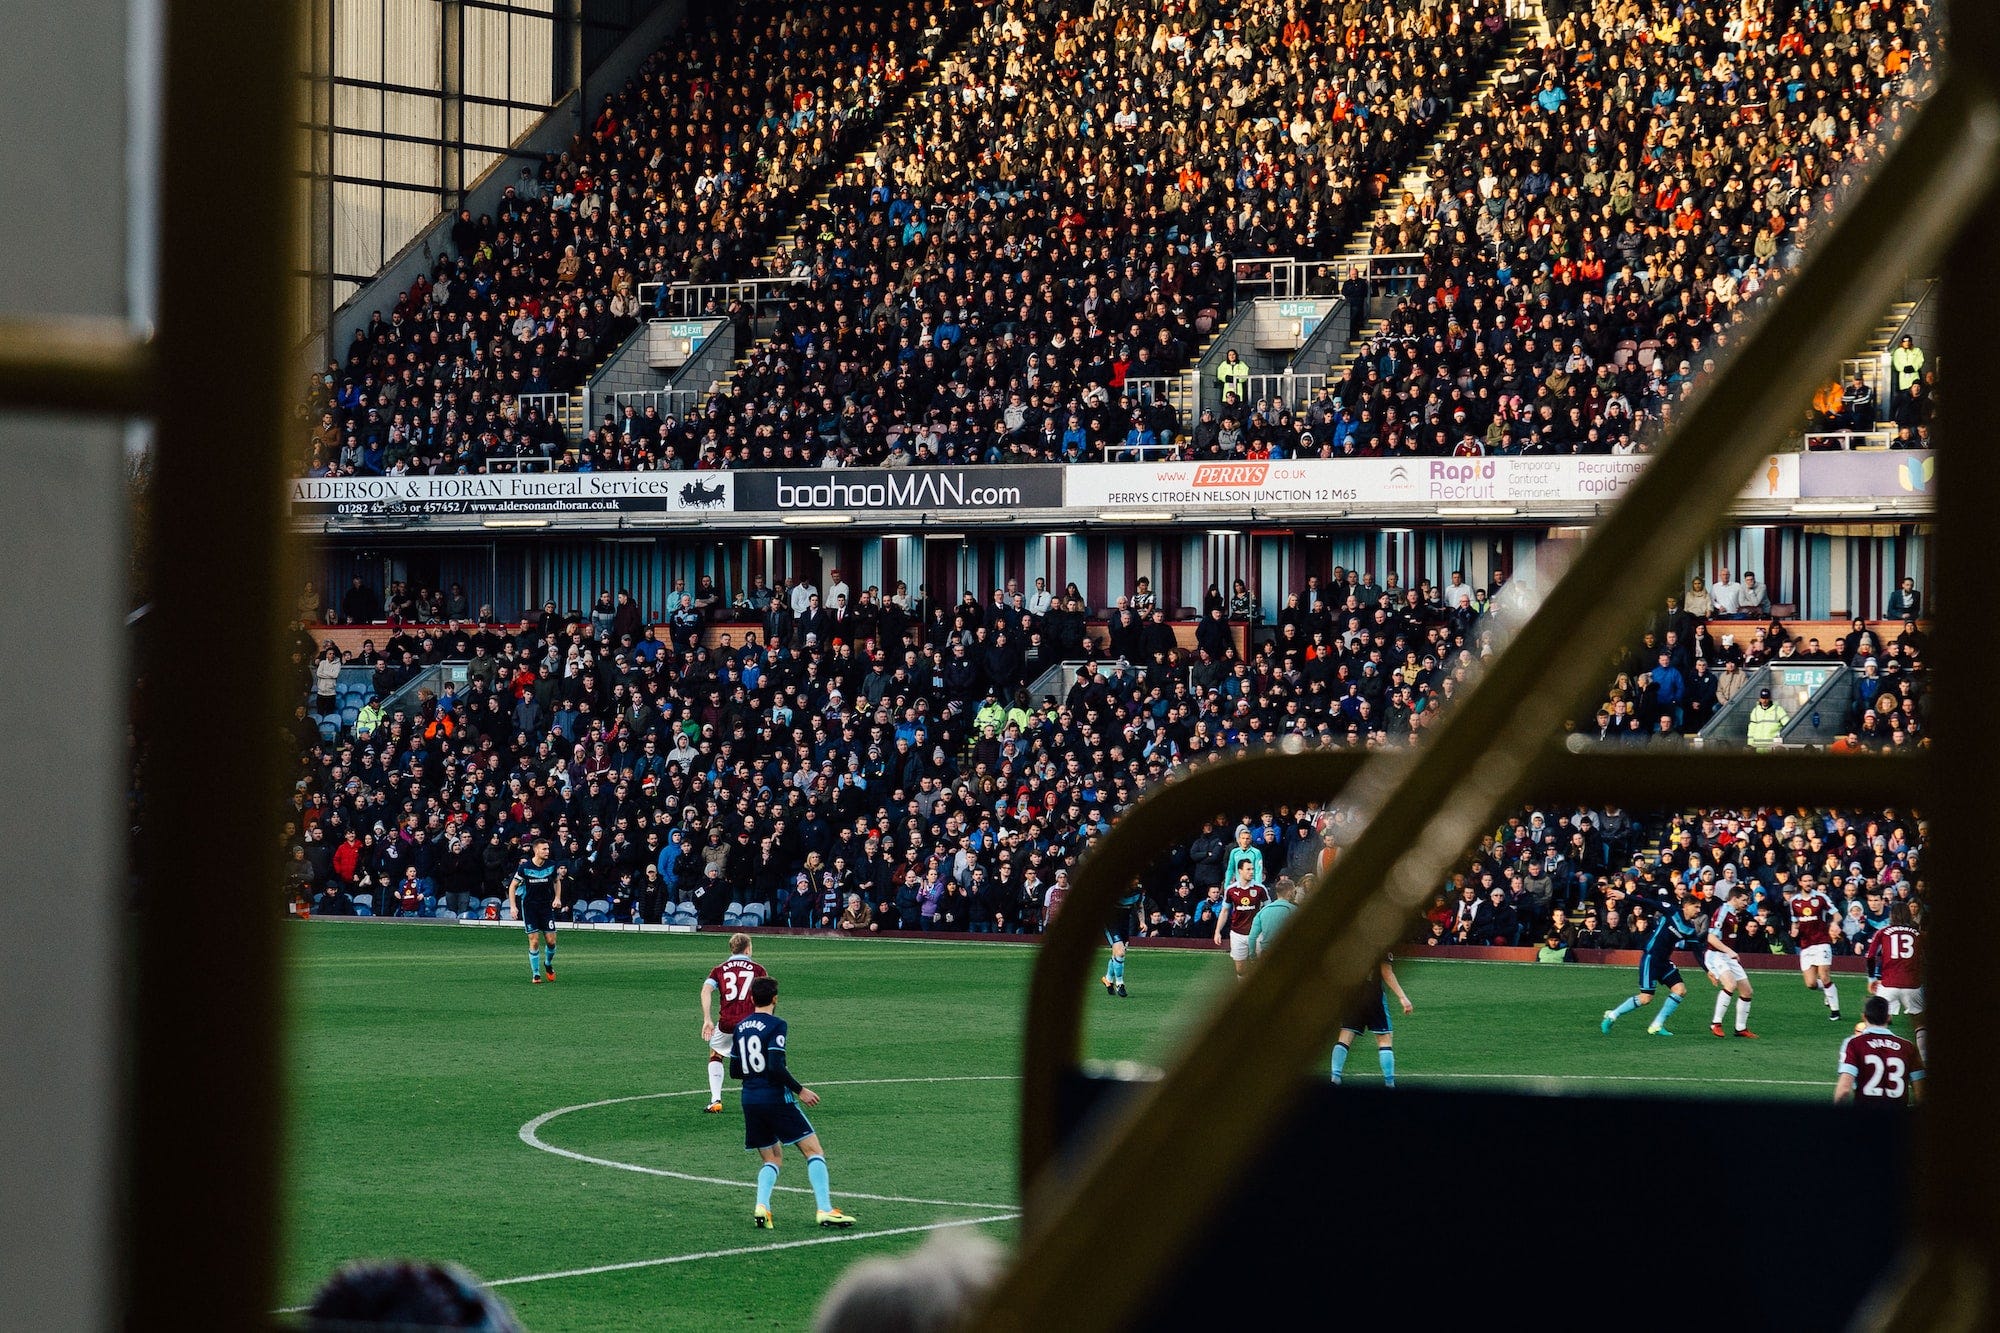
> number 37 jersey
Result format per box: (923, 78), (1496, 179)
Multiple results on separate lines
(1839, 1029), (1924, 1104)
(707, 955), (767, 1032)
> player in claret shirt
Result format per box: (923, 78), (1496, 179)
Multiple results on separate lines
(699, 934), (766, 1114)
(1789, 873), (1844, 1021)
(1835, 995), (1924, 1105)
(1866, 903), (1927, 1061)
(732, 976), (856, 1230)
(1704, 884), (1758, 1039)
(1214, 860), (1270, 977)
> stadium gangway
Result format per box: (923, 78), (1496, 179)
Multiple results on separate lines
(1778, 665), (1862, 747)
(1695, 661), (1844, 747)
(967, 63), (2000, 1333)
(375, 660), (470, 728)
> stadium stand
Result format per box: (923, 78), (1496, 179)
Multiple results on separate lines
(283, 569), (1927, 951)
(305, 0), (963, 475)
(1324, 0), (1937, 457)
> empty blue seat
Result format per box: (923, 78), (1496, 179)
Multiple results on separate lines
(352, 903), (374, 917)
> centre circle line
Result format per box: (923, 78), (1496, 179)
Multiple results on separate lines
(519, 1075), (1022, 1210)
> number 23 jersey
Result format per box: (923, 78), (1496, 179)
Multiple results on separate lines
(1839, 1029), (1924, 1104)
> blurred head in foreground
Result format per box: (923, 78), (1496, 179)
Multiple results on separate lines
(306, 1260), (522, 1331)
(814, 1230), (1003, 1333)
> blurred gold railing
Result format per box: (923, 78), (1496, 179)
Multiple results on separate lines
(979, 70), (2000, 1333)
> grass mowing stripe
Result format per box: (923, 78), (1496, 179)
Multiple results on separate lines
(521, 1078), (1021, 1209)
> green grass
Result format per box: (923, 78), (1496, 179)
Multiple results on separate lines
(286, 923), (1861, 1329)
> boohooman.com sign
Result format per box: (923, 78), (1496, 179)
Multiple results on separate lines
(732, 466), (1065, 513)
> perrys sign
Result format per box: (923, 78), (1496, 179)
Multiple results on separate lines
(290, 471), (735, 517)
(1065, 455), (1801, 509)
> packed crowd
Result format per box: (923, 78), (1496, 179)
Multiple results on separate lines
(1304, 0), (1937, 459)
(1421, 803), (1923, 959)
(284, 563), (1928, 954)
(302, 0), (1941, 477)
(303, 0), (961, 475)
(639, 0), (1512, 468)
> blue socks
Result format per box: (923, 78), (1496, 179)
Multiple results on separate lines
(1108, 956), (1125, 983)
(544, 939), (557, 970)
(1655, 994), (1682, 1026)
(1612, 997), (1641, 1019)
(1331, 1042), (1395, 1086)
(756, 1162), (779, 1211)
(529, 946), (543, 979)
(806, 1155), (832, 1212)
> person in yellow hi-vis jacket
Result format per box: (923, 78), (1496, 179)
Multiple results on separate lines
(1746, 686), (1790, 748)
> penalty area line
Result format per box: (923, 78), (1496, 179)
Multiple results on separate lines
(275, 1213), (1021, 1309)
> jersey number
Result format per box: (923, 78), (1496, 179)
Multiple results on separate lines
(1886, 932), (1915, 960)
(1861, 1054), (1907, 1099)
(721, 969), (751, 1002)
(739, 1034), (766, 1073)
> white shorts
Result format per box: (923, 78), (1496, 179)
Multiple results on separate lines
(1879, 985), (1926, 1016)
(1228, 932), (1252, 962)
(707, 1029), (734, 1058)
(1705, 952), (1747, 986)
(1798, 944), (1833, 971)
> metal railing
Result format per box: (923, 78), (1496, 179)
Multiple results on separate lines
(1241, 371), (1326, 413)
(511, 391), (570, 425)
(1231, 252), (1423, 302)
(1803, 427), (1898, 450)
(609, 388), (702, 420)
(1121, 375), (1193, 421)
(637, 275), (803, 319)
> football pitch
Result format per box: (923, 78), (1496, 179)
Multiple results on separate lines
(286, 923), (1860, 1329)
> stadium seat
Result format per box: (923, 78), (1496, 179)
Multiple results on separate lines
(587, 898), (611, 917)
(352, 904), (373, 917)
(743, 902), (770, 925)
(351, 894), (372, 912)
(434, 908), (456, 921)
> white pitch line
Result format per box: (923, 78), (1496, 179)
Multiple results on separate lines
(276, 1213), (1021, 1309)
(485, 1213), (1021, 1289)
(520, 1077), (1021, 1210)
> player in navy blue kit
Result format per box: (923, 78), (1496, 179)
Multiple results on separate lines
(507, 837), (565, 984)
(731, 976), (856, 1230)
(1330, 957), (1414, 1086)
(1601, 896), (1704, 1036)
(1101, 891), (1143, 997)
